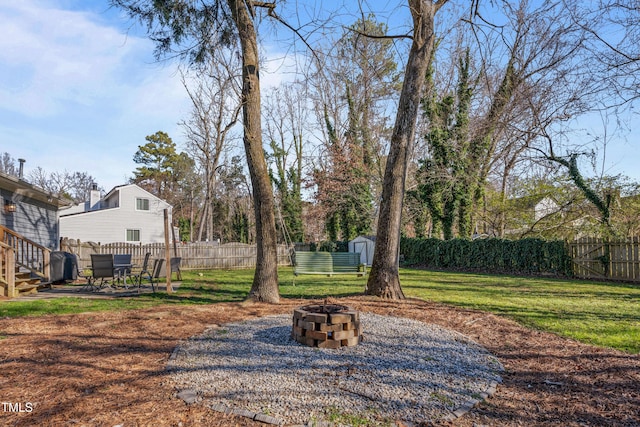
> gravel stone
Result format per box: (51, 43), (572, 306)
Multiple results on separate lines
(168, 313), (503, 426)
(176, 389), (198, 404)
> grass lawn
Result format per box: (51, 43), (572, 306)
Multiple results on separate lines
(1, 267), (638, 353)
(399, 269), (640, 354)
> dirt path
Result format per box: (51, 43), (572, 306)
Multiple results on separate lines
(0, 296), (638, 426)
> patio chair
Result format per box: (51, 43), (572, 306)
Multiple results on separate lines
(149, 258), (164, 292)
(170, 257), (182, 280)
(75, 254), (92, 291)
(134, 252), (153, 286)
(86, 254), (115, 291)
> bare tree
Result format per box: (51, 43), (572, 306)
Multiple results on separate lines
(309, 14), (401, 242)
(263, 81), (308, 243)
(27, 168), (99, 203)
(569, 0), (640, 107)
(420, 0), (598, 238)
(180, 57), (242, 243)
(0, 153), (18, 176)
(483, 0), (627, 236)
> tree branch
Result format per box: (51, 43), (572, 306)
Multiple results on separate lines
(258, 4), (321, 66)
(347, 27), (413, 41)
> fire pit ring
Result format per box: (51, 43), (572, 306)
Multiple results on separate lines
(291, 303), (361, 348)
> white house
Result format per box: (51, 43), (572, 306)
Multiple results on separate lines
(348, 235), (376, 266)
(59, 184), (172, 244)
(533, 196), (559, 221)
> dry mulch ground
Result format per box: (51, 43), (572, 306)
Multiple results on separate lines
(0, 295), (638, 426)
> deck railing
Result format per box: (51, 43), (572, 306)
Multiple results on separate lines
(0, 225), (51, 282)
(0, 241), (16, 297)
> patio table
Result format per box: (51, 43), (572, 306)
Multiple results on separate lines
(113, 254), (134, 288)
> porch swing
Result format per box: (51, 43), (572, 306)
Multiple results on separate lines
(277, 204), (366, 284)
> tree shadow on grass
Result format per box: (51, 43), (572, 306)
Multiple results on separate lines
(134, 288), (249, 304)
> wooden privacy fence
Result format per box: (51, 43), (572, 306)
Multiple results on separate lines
(568, 237), (640, 282)
(60, 239), (293, 271)
(60, 237), (640, 282)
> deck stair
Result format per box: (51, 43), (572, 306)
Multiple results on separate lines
(1, 268), (46, 297)
(15, 271), (46, 295)
(1, 225), (52, 298)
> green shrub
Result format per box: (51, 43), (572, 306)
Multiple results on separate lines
(401, 237), (572, 276)
(316, 240), (349, 252)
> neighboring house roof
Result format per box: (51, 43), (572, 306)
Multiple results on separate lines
(508, 194), (557, 209)
(60, 184), (170, 217)
(507, 195), (561, 220)
(0, 171), (70, 209)
(0, 171), (71, 250)
(59, 183), (172, 244)
(103, 183), (143, 199)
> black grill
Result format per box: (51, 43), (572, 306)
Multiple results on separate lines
(49, 251), (78, 283)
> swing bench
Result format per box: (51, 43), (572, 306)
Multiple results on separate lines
(293, 251), (367, 277)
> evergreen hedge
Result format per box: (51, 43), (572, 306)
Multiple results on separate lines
(400, 237), (572, 276)
(311, 240), (350, 253)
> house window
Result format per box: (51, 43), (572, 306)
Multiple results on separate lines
(136, 198), (150, 211)
(126, 229), (141, 242)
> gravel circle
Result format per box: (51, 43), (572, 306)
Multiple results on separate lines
(167, 313), (503, 426)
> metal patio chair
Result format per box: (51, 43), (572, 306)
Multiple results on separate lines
(85, 254), (115, 291)
(170, 257), (182, 281)
(149, 258), (164, 292)
(133, 252), (153, 287)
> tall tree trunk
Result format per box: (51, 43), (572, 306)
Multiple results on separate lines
(228, 0), (279, 303)
(366, 0), (446, 299)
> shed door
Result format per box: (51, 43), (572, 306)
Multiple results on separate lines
(354, 241), (369, 266)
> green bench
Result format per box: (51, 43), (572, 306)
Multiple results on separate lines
(293, 251), (367, 277)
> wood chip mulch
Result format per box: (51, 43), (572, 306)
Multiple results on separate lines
(0, 296), (638, 426)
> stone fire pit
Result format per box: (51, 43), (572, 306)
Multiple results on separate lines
(291, 303), (361, 348)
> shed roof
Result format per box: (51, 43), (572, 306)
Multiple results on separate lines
(349, 235), (376, 242)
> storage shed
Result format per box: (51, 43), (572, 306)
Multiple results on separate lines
(348, 235), (376, 267)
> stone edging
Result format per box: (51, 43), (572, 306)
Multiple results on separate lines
(175, 379), (501, 426)
(173, 371), (502, 426)
(207, 402), (282, 425)
(441, 379), (501, 422)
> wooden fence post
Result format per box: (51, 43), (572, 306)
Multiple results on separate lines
(164, 209), (173, 293)
(6, 246), (16, 298)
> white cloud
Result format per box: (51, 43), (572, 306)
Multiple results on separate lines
(0, 0), (192, 190)
(0, 1), (154, 117)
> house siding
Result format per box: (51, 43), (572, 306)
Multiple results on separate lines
(59, 185), (171, 244)
(534, 197), (559, 221)
(1, 188), (59, 249)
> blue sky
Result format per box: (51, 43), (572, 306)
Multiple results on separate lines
(0, 0), (201, 191)
(0, 0), (638, 193)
